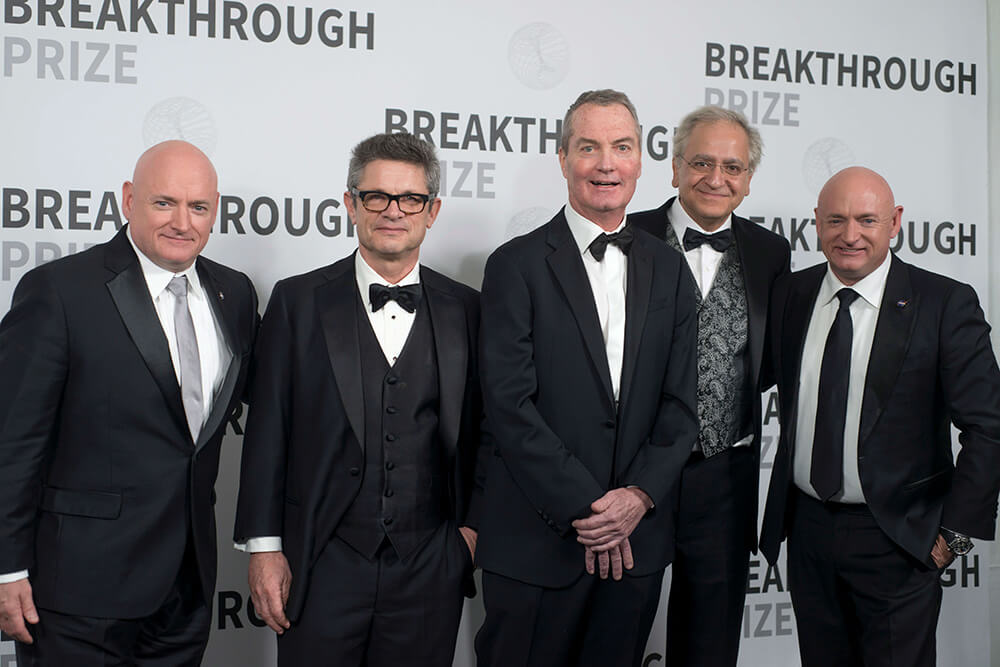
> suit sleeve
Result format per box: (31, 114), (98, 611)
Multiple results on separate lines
(460, 291), (491, 530)
(479, 249), (605, 533)
(759, 239), (792, 392)
(618, 260), (699, 505)
(0, 268), (70, 573)
(233, 281), (293, 542)
(937, 282), (1000, 539)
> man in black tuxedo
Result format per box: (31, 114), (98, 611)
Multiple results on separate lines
(474, 89), (699, 667)
(234, 132), (484, 667)
(0, 140), (259, 665)
(630, 106), (790, 667)
(760, 166), (1000, 666)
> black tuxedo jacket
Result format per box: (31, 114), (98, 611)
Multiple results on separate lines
(233, 254), (486, 621)
(0, 226), (258, 618)
(475, 209), (699, 587)
(629, 197), (791, 551)
(760, 255), (1000, 566)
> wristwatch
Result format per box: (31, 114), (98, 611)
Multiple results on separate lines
(940, 527), (974, 556)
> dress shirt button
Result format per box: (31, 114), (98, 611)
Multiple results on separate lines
(383, 517), (393, 526)
(349, 467), (360, 477)
(384, 489), (394, 498)
(386, 376), (398, 385)
(385, 433), (396, 442)
(385, 461), (395, 471)
(386, 406), (398, 415)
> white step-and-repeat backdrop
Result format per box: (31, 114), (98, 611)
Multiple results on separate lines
(0, 0), (991, 664)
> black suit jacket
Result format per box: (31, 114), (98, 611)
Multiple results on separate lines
(0, 226), (258, 618)
(475, 209), (699, 588)
(630, 197), (791, 551)
(760, 255), (1000, 566)
(233, 254), (486, 621)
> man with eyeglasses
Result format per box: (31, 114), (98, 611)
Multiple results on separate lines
(234, 132), (487, 666)
(630, 106), (790, 667)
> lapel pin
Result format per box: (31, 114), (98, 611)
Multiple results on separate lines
(896, 299), (909, 308)
(218, 291), (225, 301)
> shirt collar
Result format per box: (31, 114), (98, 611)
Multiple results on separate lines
(667, 198), (733, 245)
(819, 252), (892, 310)
(563, 203), (627, 257)
(354, 251), (421, 308)
(126, 225), (205, 300)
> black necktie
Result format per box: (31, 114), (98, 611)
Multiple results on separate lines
(811, 288), (860, 500)
(682, 227), (734, 252)
(369, 283), (421, 313)
(588, 226), (634, 261)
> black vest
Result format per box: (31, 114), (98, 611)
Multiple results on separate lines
(335, 295), (448, 560)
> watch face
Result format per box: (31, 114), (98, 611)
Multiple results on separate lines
(948, 537), (974, 556)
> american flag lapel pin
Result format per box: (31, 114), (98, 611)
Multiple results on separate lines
(896, 298), (908, 308)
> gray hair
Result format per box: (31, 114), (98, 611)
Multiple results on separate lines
(560, 89), (641, 153)
(347, 132), (441, 196)
(672, 105), (763, 172)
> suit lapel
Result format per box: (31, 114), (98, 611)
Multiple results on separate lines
(104, 229), (191, 446)
(316, 258), (365, 451)
(193, 261), (239, 451)
(733, 218), (767, 386)
(780, 265), (825, 450)
(858, 257), (917, 447)
(617, 235), (651, 412)
(545, 214), (615, 405)
(422, 269), (466, 455)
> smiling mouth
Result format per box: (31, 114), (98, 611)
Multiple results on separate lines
(590, 180), (620, 188)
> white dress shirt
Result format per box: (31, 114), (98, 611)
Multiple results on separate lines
(564, 203), (628, 402)
(668, 201), (751, 451)
(0, 233), (231, 584)
(239, 252), (422, 554)
(793, 253), (892, 503)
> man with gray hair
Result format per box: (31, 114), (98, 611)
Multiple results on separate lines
(234, 132), (486, 666)
(631, 105), (790, 666)
(475, 89), (698, 665)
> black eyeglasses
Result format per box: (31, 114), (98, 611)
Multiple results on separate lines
(351, 189), (433, 214)
(679, 157), (751, 178)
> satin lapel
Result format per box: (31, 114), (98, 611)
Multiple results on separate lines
(733, 219), (767, 385)
(617, 236), (651, 411)
(316, 266), (365, 451)
(422, 269), (467, 455)
(545, 217), (615, 405)
(194, 261), (239, 451)
(104, 232), (190, 446)
(858, 257), (917, 448)
(780, 265), (825, 450)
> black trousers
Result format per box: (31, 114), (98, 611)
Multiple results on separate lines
(666, 446), (754, 667)
(16, 542), (210, 667)
(787, 490), (942, 667)
(277, 521), (472, 667)
(476, 566), (664, 667)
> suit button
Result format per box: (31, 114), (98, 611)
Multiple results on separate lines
(383, 517), (393, 525)
(349, 467), (360, 476)
(386, 406), (398, 414)
(605, 420), (615, 429)
(385, 461), (395, 471)
(385, 433), (396, 442)
(386, 376), (398, 385)
(384, 489), (394, 498)
(547, 520), (555, 527)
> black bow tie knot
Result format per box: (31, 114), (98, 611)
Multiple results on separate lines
(369, 283), (421, 313)
(588, 226), (634, 261)
(683, 227), (734, 252)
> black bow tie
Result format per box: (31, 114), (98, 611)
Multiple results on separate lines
(588, 226), (634, 261)
(683, 227), (734, 252)
(369, 283), (421, 313)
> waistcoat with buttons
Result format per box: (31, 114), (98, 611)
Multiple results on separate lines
(334, 295), (447, 560)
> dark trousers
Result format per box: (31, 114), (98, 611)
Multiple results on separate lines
(475, 566), (664, 667)
(16, 544), (210, 667)
(666, 446), (754, 667)
(787, 490), (942, 667)
(277, 521), (472, 667)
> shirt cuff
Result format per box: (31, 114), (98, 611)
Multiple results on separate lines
(234, 536), (283, 553)
(0, 570), (29, 584)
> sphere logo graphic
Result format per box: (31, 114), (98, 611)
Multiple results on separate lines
(506, 207), (552, 240)
(802, 138), (855, 194)
(508, 23), (571, 90)
(143, 97), (217, 155)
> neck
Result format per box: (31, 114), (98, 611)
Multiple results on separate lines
(360, 247), (418, 285)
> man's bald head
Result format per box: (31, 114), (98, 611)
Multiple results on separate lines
(123, 141), (220, 272)
(815, 166), (903, 285)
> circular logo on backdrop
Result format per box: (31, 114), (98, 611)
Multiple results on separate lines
(802, 138), (855, 194)
(142, 97), (218, 155)
(506, 207), (553, 240)
(508, 23), (571, 90)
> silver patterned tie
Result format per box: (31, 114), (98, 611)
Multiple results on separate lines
(166, 276), (203, 442)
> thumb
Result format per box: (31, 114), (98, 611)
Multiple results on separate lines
(590, 494), (612, 513)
